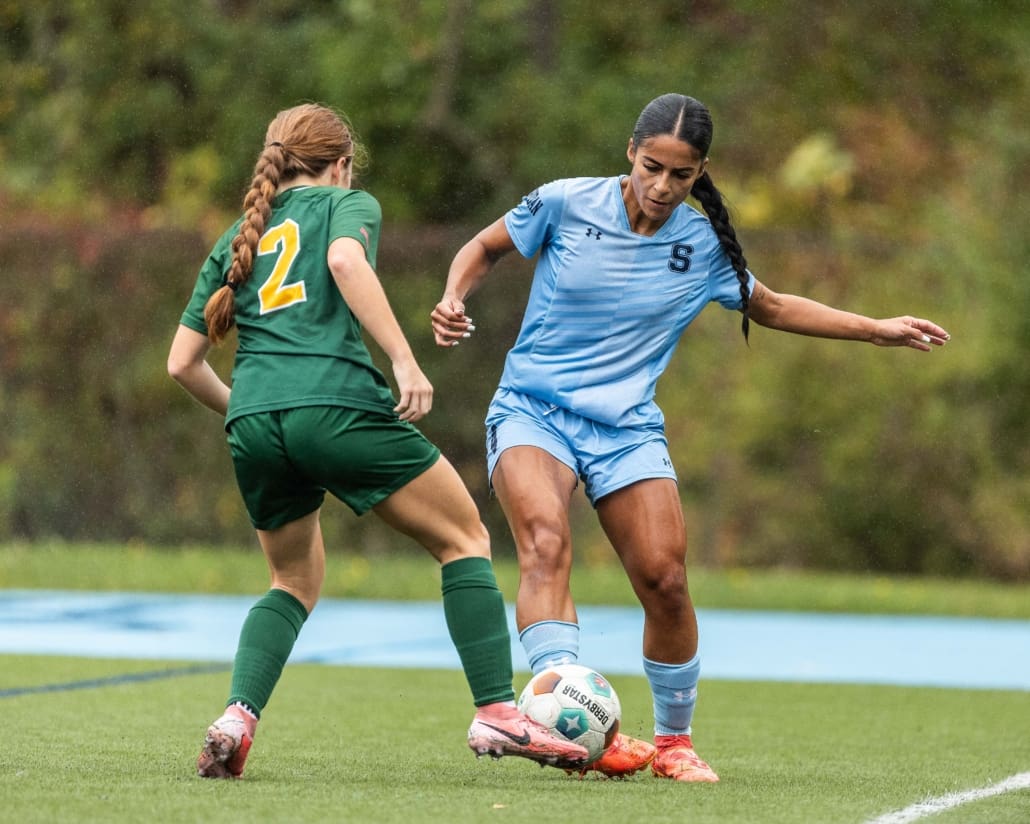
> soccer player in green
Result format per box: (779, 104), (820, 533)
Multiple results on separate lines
(168, 103), (589, 779)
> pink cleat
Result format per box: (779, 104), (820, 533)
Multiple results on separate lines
(468, 710), (590, 769)
(196, 704), (256, 779)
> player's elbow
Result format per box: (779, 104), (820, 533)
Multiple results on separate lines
(167, 353), (193, 385)
(748, 289), (787, 329)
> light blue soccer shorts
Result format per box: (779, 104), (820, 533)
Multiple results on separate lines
(484, 388), (677, 506)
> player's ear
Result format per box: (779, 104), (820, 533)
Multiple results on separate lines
(335, 155), (353, 189)
(626, 139), (636, 165)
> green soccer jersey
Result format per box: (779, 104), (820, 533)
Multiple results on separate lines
(180, 186), (398, 425)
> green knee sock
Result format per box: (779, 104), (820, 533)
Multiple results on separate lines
(441, 556), (515, 707)
(227, 588), (309, 717)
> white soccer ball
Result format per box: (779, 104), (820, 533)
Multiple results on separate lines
(517, 663), (622, 763)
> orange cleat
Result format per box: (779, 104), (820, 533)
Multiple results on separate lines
(651, 734), (719, 783)
(570, 732), (656, 779)
(196, 704), (256, 779)
(468, 710), (590, 769)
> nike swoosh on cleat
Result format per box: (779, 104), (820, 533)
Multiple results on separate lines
(478, 722), (532, 746)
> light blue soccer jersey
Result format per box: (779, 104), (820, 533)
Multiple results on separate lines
(500, 176), (755, 429)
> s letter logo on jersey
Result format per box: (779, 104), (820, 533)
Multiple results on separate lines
(668, 243), (694, 274)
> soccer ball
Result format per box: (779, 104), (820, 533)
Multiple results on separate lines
(517, 664), (621, 763)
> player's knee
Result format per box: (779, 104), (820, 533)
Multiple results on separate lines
(519, 521), (570, 567)
(636, 563), (688, 608)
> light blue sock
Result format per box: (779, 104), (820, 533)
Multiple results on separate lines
(644, 653), (701, 736)
(519, 620), (580, 674)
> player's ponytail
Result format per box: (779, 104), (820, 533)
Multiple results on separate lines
(633, 93), (751, 341)
(203, 103), (367, 345)
(203, 147), (282, 344)
(690, 172), (751, 341)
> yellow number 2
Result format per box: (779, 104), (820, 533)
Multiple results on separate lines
(257, 219), (305, 315)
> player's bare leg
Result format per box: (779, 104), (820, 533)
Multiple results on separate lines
(599, 478), (718, 782)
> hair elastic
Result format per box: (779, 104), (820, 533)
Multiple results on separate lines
(225, 280), (239, 293)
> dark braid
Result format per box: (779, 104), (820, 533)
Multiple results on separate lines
(633, 93), (751, 341)
(690, 172), (750, 341)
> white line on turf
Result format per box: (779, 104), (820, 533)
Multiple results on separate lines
(865, 772), (1030, 824)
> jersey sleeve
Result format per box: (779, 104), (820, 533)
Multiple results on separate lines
(328, 189), (382, 267)
(706, 232), (756, 310)
(178, 229), (235, 334)
(503, 179), (567, 259)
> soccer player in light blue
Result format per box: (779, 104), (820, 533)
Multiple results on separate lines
(432, 93), (950, 782)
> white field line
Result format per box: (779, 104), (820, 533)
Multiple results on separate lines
(865, 771), (1030, 824)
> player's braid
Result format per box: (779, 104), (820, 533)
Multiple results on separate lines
(633, 93), (752, 342)
(201, 103), (363, 345)
(691, 172), (750, 341)
(203, 148), (284, 344)
(231, 152), (281, 287)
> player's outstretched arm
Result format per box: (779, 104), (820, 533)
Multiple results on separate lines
(748, 280), (950, 351)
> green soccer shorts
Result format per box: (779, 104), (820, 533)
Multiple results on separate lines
(227, 405), (441, 530)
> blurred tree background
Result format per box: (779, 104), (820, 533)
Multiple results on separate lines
(1, 0), (1027, 578)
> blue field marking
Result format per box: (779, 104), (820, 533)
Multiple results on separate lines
(1, 590), (1029, 691)
(0, 662), (230, 699)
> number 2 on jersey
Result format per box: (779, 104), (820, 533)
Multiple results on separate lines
(257, 219), (306, 314)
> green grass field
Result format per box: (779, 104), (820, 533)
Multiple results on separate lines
(2, 544), (1029, 822)
(3, 541), (1029, 618)
(2, 657), (1028, 824)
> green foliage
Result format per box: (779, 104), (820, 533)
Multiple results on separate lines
(0, 2), (1027, 577)
(5, 1), (1020, 219)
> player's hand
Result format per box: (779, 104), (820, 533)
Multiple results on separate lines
(869, 316), (951, 351)
(431, 296), (476, 348)
(392, 358), (433, 421)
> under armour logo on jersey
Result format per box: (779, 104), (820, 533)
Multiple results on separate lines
(585, 227), (603, 239)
